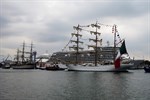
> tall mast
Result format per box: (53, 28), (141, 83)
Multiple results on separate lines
(30, 42), (33, 62)
(76, 25), (79, 64)
(22, 41), (25, 63)
(69, 24), (83, 65)
(113, 25), (117, 63)
(16, 48), (19, 63)
(89, 21), (101, 66)
(95, 21), (98, 66)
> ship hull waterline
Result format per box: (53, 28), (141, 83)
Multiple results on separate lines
(67, 64), (133, 72)
(12, 64), (36, 69)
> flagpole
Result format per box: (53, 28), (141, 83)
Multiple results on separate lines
(113, 25), (117, 63)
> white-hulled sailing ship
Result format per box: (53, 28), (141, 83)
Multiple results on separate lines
(65, 21), (133, 72)
(12, 42), (36, 69)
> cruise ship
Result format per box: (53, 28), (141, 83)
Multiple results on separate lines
(50, 46), (120, 65)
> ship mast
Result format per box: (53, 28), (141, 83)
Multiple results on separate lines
(16, 48), (19, 63)
(95, 21), (98, 66)
(22, 41), (25, 63)
(30, 42), (33, 63)
(89, 21), (101, 66)
(21, 41), (34, 63)
(69, 25), (83, 65)
(112, 25), (117, 63)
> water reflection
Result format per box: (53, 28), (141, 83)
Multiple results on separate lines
(0, 69), (150, 100)
(63, 72), (130, 100)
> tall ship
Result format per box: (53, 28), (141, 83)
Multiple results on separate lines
(51, 21), (133, 72)
(12, 42), (36, 69)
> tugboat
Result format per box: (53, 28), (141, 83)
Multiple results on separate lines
(143, 60), (150, 73)
(144, 66), (150, 73)
(1, 62), (11, 69)
(45, 62), (65, 71)
(0, 55), (12, 69)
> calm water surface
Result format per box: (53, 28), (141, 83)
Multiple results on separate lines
(0, 69), (150, 100)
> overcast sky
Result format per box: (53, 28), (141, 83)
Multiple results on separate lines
(0, 0), (150, 60)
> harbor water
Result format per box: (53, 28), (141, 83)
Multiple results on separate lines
(0, 69), (150, 100)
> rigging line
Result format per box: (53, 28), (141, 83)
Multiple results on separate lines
(98, 23), (113, 27)
(80, 38), (89, 40)
(78, 23), (113, 33)
(79, 28), (91, 32)
(62, 35), (73, 51)
(81, 25), (112, 33)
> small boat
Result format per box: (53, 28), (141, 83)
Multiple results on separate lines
(1, 62), (11, 69)
(144, 66), (150, 73)
(0, 63), (2, 68)
(0, 55), (12, 69)
(45, 63), (65, 71)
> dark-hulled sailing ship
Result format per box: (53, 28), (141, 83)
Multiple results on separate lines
(12, 42), (36, 69)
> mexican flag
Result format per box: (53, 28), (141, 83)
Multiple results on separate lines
(114, 40), (128, 69)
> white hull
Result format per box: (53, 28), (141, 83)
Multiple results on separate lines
(58, 64), (67, 69)
(67, 64), (133, 72)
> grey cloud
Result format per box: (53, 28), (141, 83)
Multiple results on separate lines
(70, 1), (149, 21)
(33, 19), (73, 43)
(32, 24), (71, 43)
(0, 0), (149, 60)
(46, 19), (72, 33)
(1, 1), (26, 16)
(0, 16), (10, 28)
(37, 33), (68, 43)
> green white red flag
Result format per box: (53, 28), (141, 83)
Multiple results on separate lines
(114, 40), (128, 69)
